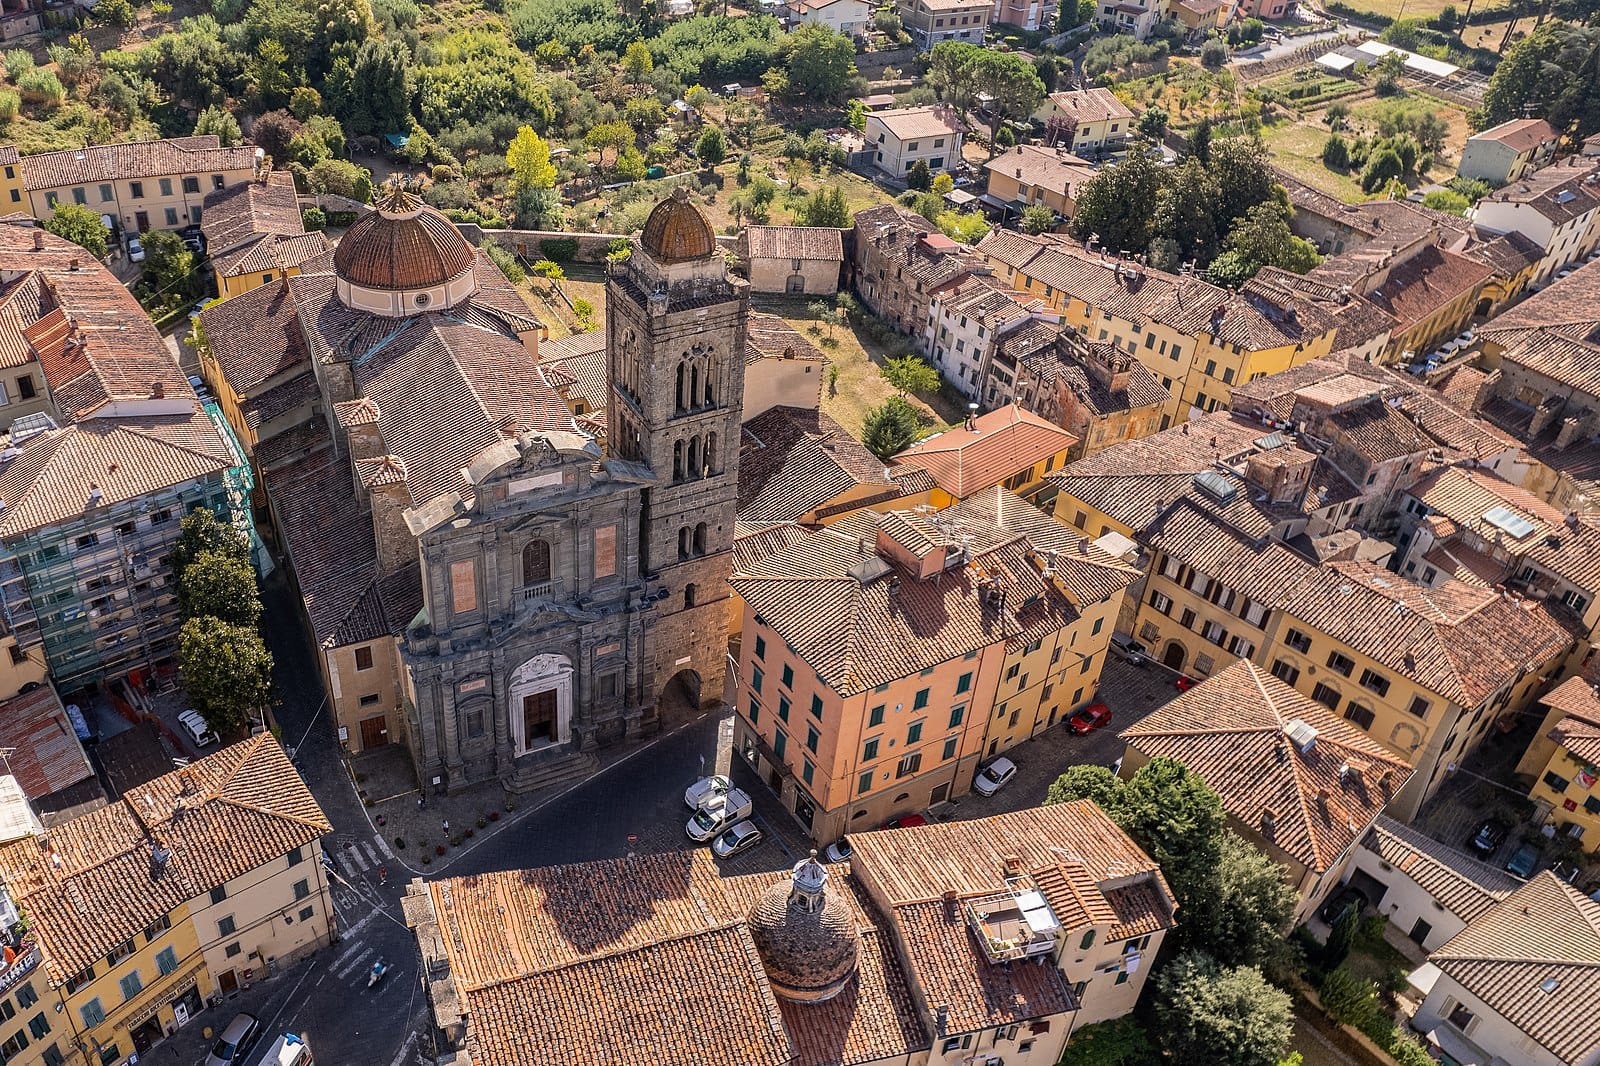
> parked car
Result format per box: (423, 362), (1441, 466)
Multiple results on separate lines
(204, 1013), (261, 1066)
(179, 712), (217, 748)
(1068, 703), (1112, 735)
(823, 838), (852, 863)
(686, 788), (752, 842)
(1506, 844), (1540, 879)
(684, 774), (731, 811)
(880, 814), (928, 830)
(1469, 819), (1508, 857)
(1109, 633), (1148, 666)
(711, 820), (763, 860)
(1317, 885), (1367, 925)
(127, 237), (145, 263)
(1550, 859), (1581, 884)
(973, 757), (1018, 797)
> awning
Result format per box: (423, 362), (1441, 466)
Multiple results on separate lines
(382, 133), (410, 149)
(1317, 53), (1356, 72)
(1407, 961), (1442, 996)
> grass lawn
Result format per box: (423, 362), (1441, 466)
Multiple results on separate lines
(1264, 121), (1370, 201)
(752, 295), (965, 440)
(1338, 0), (1488, 18)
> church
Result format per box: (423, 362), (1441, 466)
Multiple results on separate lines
(200, 185), (746, 793)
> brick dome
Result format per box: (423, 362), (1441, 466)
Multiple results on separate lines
(746, 853), (860, 1003)
(640, 187), (716, 263)
(334, 185), (476, 292)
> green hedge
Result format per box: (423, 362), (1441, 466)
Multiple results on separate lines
(540, 237), (580, 262)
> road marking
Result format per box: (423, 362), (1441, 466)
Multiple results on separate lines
(373, 835), (394, 860)
(330, 930), (376, 971)
(255, 963), (317, 1053)
(334, 947), (373, 981)
(346, 847), (371, 873)
(386, 1032), (415, 1066)
(362, 842), (383, 868)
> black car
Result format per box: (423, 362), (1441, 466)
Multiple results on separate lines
(1469, 819), (1508, 857)
(1318, 885), (1366, 926)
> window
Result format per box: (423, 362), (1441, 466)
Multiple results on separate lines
(358, 693), (380, 706)
(1359, 668), (1390, 697)
(80, 999), (105, 1028)
(942, 737), (957, 760)
(225, 942), (242, 958)
(896, 753), (921, 778)
(1406, 695), (1430, 719)
(105, 939), (134, 967)
(155, 947), (178, 976)
(159, 178), (173, 196)
(1311, 682), (1341, 710)
(182, 176), (200, 194)
(907, 720), (923, 743)
(16, 374), (34, 401)
(210, 885), (228, 905)
(1344, 703), (1375, 729)
(863, 737), (879, 761)
(1544, 771), (1570, 793)
(593, 525), (617, 580)
(299, 905), (315, 921)
(781, 664), (794, 689)
(1149, 591), (1172, 614)
(1179, 607), (1196, 629)
(1326, 651), (1355, 676)
(752, 666), (764, 694)
(1585, 795), (1600, 815)
(869, 704), (885, 727)
(43, 192), (56, 209)
(65, 966), (94, 995)
(466, 706), (486, 737)
(948, 704), (965, 729)
(913, 688), (929, 710)
(778, 695), (790, 722)
(774, 731), (787, 760)
(217, 915), (236, 937)
(28, 1013), (48, 1040)
(44, 1042), (65, 1066)
(293, 878), (311, 900)
(806, 726), (819, 754)
(956, 671), (972, 694)
(858, 771), (874, 794)
(71, 187), (86, 205)
(15, 984), (35, 1009)
(1270, 659), (1300, 685)
(1447, 1003), (1475, 1032)
(802, 760), (814, 785)
(164, 207), (179, 226)
(100, 1047), (120, 1066)
(213, 174), (225, 189)
(450, 559), (478, 615)
(1285, 629), (1312, 653)
(810, 695), (823, 718)
(287, 846), (305, 867)
(747, 696), (759, 724)
(1080, 929), (1095, 950)
(1201, 620), (1227, 646)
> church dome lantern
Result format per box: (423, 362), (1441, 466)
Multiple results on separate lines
(746, 851), (861, 1003)
(334, 183), (479, 317)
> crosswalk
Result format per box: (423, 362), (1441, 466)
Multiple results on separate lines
(333, 838), (388, 875)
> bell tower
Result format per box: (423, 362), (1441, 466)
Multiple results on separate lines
(606, 188), (748, 714)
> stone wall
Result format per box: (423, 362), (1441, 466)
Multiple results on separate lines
(462, 227), (738, 263)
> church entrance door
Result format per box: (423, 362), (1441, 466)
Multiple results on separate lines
(523, 691), (558, 745)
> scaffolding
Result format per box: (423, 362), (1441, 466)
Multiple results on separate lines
(0, 405), (260, 693)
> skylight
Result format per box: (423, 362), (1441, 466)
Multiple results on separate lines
(1539, 977), (1560, 994)
(1483, 506), (1536, 539)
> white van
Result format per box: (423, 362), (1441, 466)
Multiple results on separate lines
(179, 714), (217, 748)
(263, 1033), (313, 1066)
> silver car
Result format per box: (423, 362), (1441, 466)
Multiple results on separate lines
(712, 820), (763, 859)
(973, 756), (1018, 797)
(687, 788), (752, 842)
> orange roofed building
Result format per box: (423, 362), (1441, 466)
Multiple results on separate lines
(406, 802), (1176, 1066)
(892, 403), (1078, 504)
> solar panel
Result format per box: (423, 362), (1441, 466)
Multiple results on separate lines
(1483, 505), (1536, 538)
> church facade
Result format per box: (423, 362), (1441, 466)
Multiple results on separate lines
(201, 185), (744, 793)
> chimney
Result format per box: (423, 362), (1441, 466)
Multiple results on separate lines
(31, 229), (42, 251)
(1260, 807), (1277, 833)
(942, 889), (959, 919)
(359, 456), (418, 577)
(151, 381), (164, 399)
(1003, 854), (1024, 877)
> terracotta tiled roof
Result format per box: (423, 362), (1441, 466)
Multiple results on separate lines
(215, 232), (334, 280)
(1429, 873), (1600, 1064)
(1479, 158), (1600, 226)
(1480, 256), (1600, 343)
(1145, 500), (1315, 603)
(641, 187), (716, 263)
(332, 188), (475, 290)
(1273, 561), (1571, 707)
(1363, 245), (1493, 333)
(868, 106), (962, 141)
(538, 331), (608, 420)
(742, 225), (844, 262)
(20, 135), (258, 190)
(0, 735), (328, 984)
(1541, 675), (1600, 766)
(200, 170), (304, 255)
(1361, 817), (1519, 924)
(739, 406), (897, 524)
(734, 522), (810, 574)
(1470, 118), (1559, 152)
(0, 686), (98, 805)
(1461, 229), (1543, 277)
(1489, 327), (1600, 399)
(1040, 88), (1133, 125)
(1014, 335), (1169, 416)
(746, 312), (828, 366)
(1121, 660), (1412, 872)
(1406, 465), (1565, 549)
(893, 404), (1077, 498)
(240, 369), (320, 433)
(200, 278), (311, 393)
(982, 144), (1099, 199)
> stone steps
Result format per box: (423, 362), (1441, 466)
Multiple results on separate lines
(503, 749), (601, 796)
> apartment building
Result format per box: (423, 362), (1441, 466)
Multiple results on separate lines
(852, 204), (984, 336)
(22, 137), (262, 238)
(730, 491), (1136, 842)
(898, 0), (991, 47)
(993, 0), (1046, 30)
(785, 0), (874, 33)
(408, 804), (1176, 1066)
(863, 106), (965, 180)
(1093, 0), (1157, 38)
(924, 272), (1039, 391)
(1458, 118), (1561, 186)
(1470, 157), (1600, 286)
(0, 737), (332, 1066)
(975, 230), (1338, 427)
(200, 171), (334, 301)
(982, 144), (1099, 224)
(1120, 659), (1414, 921)
(0, 222), (256, 693)
(1032, 88), (1135, 154)
(1518, 675), (1600, 848)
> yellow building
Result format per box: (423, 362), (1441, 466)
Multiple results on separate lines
(730, 490), (1138, 844)
(22, 137), (262, 240)
(1520, 675), (1600, 844)
(0, 736), (334, 1066)
(975, 231), (1338, 428)
(0, 146), (25, 211)
(981, 144), (1098, 223)
(1031, 88), (1135, 154)
(891, 403), (1078, 504)
(201, 171), (334, 301)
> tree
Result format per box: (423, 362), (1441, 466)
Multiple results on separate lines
(799, 186), (851, 227)
(178, 550), (262, 628)
(170, 508), (250, 586)
(881, 355), (940, 396)
(907, 159), (932, 191)
(1181, 831), (1298, 969)
(507, 126), (557, 191)
(1222, 201), (1321, 278)
(1322, 133), (1350, 170)
(1201, 37), (1228, 69)
(1071, 150), (1163, 256)
(783, 23), (859, 103)
(1189, 116), (1213, 164)
(1058, 1018), (1156, 1066)
(193, 105), (242, 146)
(1207, 137), (1275, 235)
(245, 37), (293, 110)
(141, 230), (195, 293)
(43, 203), (109, 259)
(94, 0), (135, 28)
(1154, 156), (1222, 263)
(1137, 104), (1169, 141)
(1319, 967), (1381, 1028)
(1421, 188), (1471, 215)
(252, 110), (303, 165)
(179, 617), (273, 736)
(586, 121), (636, 170)
(968, 51), (1046, 156)
(1203, 249), (1256, 289)
(308, 158), (374, 202)
(861, 396), (920, 459)
(928, 40), (984, 112)
(1113, 756), (1226, 910)
(622, 39), (655, 81)
(1373, 50), (1405, 95)
(616, 146), (648, 182)
(1360, 146), (1404, 193)
(1021, 204), (1057, 234)
(1044, 764), (1122, 808)
(327, 38), (413, 136)
(696, 126), (727, 167)
(1154, 954), (1294, 1066)
(932, 173), (955, 195)
(938, 211), (989, 244)
(1482, 22), (1600, 136)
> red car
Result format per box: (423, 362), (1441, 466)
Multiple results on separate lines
(1069, 703), (1112, 734)
(881, 814), (928, 830)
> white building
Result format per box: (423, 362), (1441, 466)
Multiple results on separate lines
(864, 105), (965, 180)
(1469, 158), (1600, 286)
(785, 0), (874, 34)
(924, 272), (1040, 394)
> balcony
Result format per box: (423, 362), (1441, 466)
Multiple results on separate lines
(515, 581), (553, 603)
(0, 940), (41, 996)
(968, 878), (1061, 964)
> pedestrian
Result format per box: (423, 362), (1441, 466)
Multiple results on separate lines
(379, 866), (388, 885)
(442, 818), (451, 836)
(417, 794), (426, 811)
